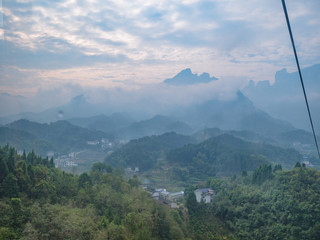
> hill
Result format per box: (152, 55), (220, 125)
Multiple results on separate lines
(0, 127), (54, 155)
(105, 132), (195, 171)
(187, 165), (320, 240)
(116, 115), (193, 140)
(167, 134), (302, 178)
(0, 145), (189, 240)
(4, 119), (114, 154)
(105, 132), (303, 180)
(68, 113), (134, 133)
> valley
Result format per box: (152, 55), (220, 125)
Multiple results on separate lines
(1, 65), (320, 240)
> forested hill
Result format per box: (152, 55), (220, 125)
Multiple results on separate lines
(1, 145), (320, 239)
(186, 164), (320, 240)
(3, 119), (114, 154)
(105, 132), (195, 170)
(167, 134), (302, 178)
(105, 132), (302, 181)
(0, 145), (189, 239)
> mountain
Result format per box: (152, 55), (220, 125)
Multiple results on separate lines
(0, 95), (99, 124)
(0, 92), (28, 118)
(67, 113), (133, 133)
(192, 128), (277, 145)
(173, 91), (295, 138)
(243, 64), (320, 132)
(0, 127), (54, 155)
(4, 119), (114, 154)
(116, 115), (193, 140)
(105, 132), (195, 170)
(164, 68), (218, 85)
(167, 134), (302, 178)
(105, 132), (302, 178)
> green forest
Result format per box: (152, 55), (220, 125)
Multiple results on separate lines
(185, 164), (320, 240)
(1, 145), (320, 239)
(0, 145), (188, 240)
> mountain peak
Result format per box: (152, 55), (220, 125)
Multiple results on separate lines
(70, 94), (87, 103)
(164, 68), (218, 85)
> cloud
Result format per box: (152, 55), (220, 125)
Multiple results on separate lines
(1, 0), (320, 103)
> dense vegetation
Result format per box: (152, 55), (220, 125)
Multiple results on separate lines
(3, 119), (113, 154)
(2, 142), (320, 240)
(106, 133), (303, 182)
(186, 164), (320, 240)
(105, 132), (194, 171)
(167, 134), (301, 178)
(0, 145), (188, 240)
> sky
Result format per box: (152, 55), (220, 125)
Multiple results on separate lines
(1, 0), (320, 115)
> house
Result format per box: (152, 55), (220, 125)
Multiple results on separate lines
(169, 191), (184, 201)
(87, 140), (99, 145)
(151, 192), (160, 200)
(169, 202), (179, 209)
(152, 189), (170, 200)
(125, 167), (140, 174)
(194, 188), (216, 203)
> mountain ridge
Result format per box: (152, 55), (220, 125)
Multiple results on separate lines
(164, 68), (218, 85)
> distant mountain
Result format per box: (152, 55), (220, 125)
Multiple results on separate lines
(192, 128), (277, 145)
(0, 95), (99, 124)
(68, 113), (133, 133)
(243, 64), (320, 132)
(105, 132), (195, 170)
(174, 91), (295, 138)
(116, 115), (193, 140)
(0, 92), (27, 118)
(164, 68), (218, 85)
(4, 119), (114, 154)
(192, 126), (319, 155)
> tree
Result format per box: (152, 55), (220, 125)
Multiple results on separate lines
(252, 164), (273, 185)
(0, 227), (17, 240)
(128, 175), (140, 188)
(91, 162), (110, 173)
(273, 164), (282, 172)
(1, 173), (19, 198)
(10, 198), (26, 230)
(78, 173), (92, 189)
(242, 170), (248, 177)
(294, 162), (302, 168)
(6, 147), (16, 173)
(0, 157), (9, 183)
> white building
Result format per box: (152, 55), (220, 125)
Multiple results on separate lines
(194, 188), (216, 203)
(87, 140), (99, 145)
(169, 191), (184, 201)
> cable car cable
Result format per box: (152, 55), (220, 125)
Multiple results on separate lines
(281, 0), (320, 159)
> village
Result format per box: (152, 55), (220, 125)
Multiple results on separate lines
(148, 187), (216, 209)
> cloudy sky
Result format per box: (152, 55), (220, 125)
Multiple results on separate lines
(1, 0), (320, 114)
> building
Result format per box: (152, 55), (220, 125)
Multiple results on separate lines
(87, 140), (99, 145)
(152, 189), (170, 200)
(194, 188), (216, 203)
(125, 167), (140, 174)
(169, 202), (179, 209)
(169, 191), (184, 201)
